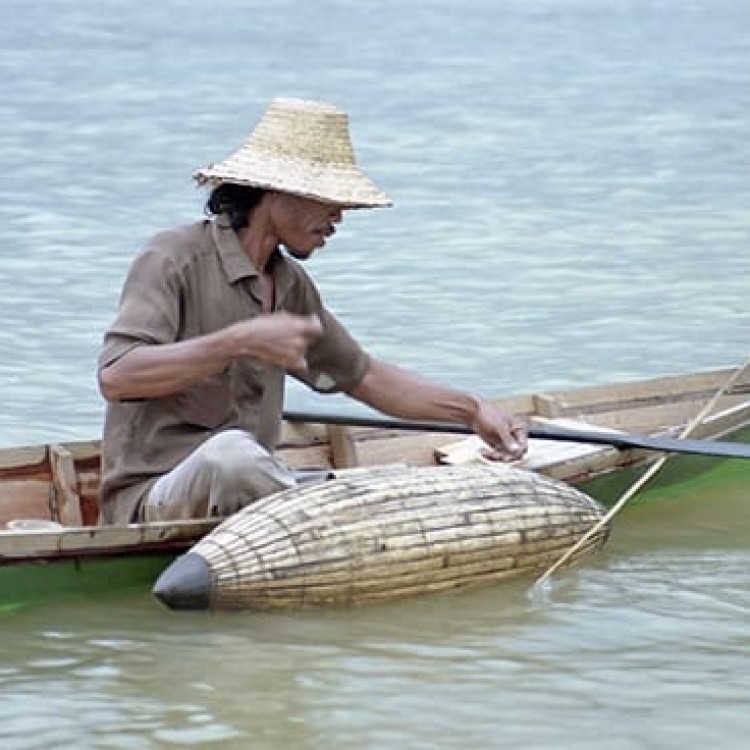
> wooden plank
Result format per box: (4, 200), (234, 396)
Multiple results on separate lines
(0, 445), (48, 476)
(77, 466), (102, 525)
(327, 425), (358, 468)
(541, 369), (736, 413)
(0, 519), (218, 560)
(533, 393), (565, 419)
(58, 440), (101, 461)
(49, 444), (83, 526)
(278, 421), (328, 445)
(277, 443), (334, 471)
(0, 438), (99, 469)
(487, 393), (537, 416)
(0, 480), (52, 527)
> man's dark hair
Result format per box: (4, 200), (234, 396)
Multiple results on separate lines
(205, 183), (265, 230)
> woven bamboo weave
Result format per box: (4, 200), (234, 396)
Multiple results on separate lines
(190, 464), (609, 610)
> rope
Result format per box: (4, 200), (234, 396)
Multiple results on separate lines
(535, 359), (750, 586)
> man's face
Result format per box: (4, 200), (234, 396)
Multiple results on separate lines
(269, 193), (344, 260)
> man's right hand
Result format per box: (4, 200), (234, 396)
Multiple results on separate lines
(227, 312), (323, 372)
(99, 312), (323, 402)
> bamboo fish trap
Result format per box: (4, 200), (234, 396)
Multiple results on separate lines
(153, 464), (610, 611)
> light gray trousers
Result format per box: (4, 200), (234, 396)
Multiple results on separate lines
(143, 429), (298, 521)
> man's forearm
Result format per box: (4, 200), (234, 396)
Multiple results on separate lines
(348, 358), (481, 425)
(98, 312), (324, 402)
(98, 332), (232, 401)
(349, 358), (528, 461)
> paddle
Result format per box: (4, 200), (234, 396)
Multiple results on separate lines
(283, 410), (750, 460)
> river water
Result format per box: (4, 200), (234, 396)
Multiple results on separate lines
(1, 0), (749, 747)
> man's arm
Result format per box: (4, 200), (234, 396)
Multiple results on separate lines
(347, 358), (528, 461)
(99, 312), (322, 402)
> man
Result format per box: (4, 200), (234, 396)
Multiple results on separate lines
(97, 97), (528, 525)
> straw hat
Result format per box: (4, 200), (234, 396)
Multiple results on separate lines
(193, 97), (392, 209)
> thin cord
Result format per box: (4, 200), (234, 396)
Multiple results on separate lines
(534, 360), (750, 586)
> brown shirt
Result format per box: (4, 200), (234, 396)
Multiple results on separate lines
(98, 217), (370, 524)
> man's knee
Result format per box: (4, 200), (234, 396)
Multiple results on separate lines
(202, 429), (261, 463)
(144, 430), (297, 521)
(201, 430), (286, 484)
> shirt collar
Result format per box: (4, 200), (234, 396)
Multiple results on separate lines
(211, 215), (295, 305)
(212, 215), (258, 283)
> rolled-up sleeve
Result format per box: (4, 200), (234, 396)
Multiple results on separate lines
(98, 245), (181, 370)
(299, 308), (371, 393)
(284, 266), (370, 394)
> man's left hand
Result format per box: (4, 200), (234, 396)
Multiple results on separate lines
(471, 401), (528, 462)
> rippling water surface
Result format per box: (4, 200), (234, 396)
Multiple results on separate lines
(2, 480), (750, 749)
(1, 0), (749, 747)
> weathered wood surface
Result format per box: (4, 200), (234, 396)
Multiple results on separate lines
(0, 519), (219, 560)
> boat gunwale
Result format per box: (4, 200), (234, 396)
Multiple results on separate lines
(0, 519), (220, 562)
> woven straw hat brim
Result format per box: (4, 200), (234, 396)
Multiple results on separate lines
(194, 154), (392, 209)
(193, 97), (392, 209)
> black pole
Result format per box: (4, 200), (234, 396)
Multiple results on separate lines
(282, 410), (750, 460)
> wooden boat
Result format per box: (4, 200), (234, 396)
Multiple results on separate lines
(2, 366), (750, 607)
